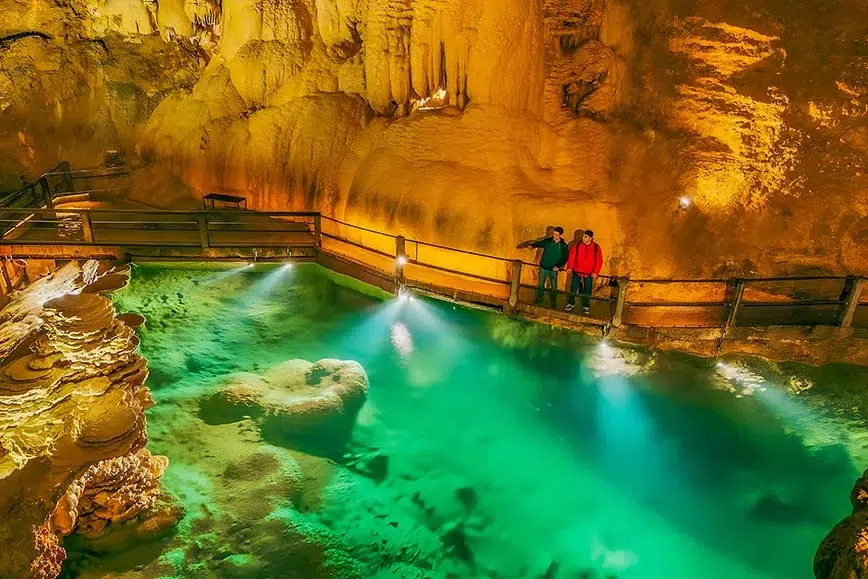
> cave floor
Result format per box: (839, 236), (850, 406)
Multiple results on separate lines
(62, 262), (868, 579)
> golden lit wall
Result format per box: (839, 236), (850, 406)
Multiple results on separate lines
(2, 0), (867, 278)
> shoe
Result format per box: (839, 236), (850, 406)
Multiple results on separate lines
(564, 304), (574, 312)
(582, 307), (591, 315)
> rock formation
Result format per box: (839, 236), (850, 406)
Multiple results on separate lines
(815, 469), (868, 579)
(199, 357), (369, 456)
(2, 0), (868, 277)
(0, 260), (177, 579)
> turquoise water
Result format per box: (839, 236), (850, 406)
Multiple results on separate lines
(78, 263), (867, 578)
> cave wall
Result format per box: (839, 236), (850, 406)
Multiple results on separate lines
(0, 0), (201, 188)
(2, 0), (867, 277)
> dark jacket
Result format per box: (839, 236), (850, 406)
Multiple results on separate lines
(566, 241), (603, 276)
(531, 237), (570, 270)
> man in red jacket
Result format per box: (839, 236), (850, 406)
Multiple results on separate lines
(564, 229), (603, 314)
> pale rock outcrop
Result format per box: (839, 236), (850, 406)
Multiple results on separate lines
(221, 0), (313, 58)
(52, 448), (171, 538)
(157, 0), (194, 37)
(227, 39), (312, 105)
(88, 0), (155, 36)
(314, 0), (357, 54)
(199, 358), (369, 456)
(0, 261), (176, 579)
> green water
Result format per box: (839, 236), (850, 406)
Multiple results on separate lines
(71, 263), (868, 578)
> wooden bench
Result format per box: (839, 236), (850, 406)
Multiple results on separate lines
(203, 192), (248, 210)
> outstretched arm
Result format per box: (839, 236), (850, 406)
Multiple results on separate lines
(517, 236), (549, 249)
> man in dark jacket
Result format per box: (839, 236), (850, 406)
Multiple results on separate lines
(564, 229), (603, 315)
(518, 226), (570, 307)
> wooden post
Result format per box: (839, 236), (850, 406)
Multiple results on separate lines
(612, 276), (630, 328)
(57, 161), (74, 194)
(725, 278), (746, 329)
(197, 215), (210, 250)
(313, 214), (322, 249)
(0, 259), (13, 294)
(839, 276), (865, 328)
(40, 176), (53, 208)
(508, 259), (523, 312)
(81, 211), (94, 244)
(395, 235), (406, 292)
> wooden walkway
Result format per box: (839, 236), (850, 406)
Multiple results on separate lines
(1, 205), (865, 338)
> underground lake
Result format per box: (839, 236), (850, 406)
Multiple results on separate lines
(60, 262), (868, 579)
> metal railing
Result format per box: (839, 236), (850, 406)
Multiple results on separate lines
(1, 202), (865, 333)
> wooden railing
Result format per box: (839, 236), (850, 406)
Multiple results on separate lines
(0, 162), (130, 235)
(317, 216), (867, 332)
(1, 205), (865, 333)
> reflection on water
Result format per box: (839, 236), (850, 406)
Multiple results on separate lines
(70, 263), (868, 579)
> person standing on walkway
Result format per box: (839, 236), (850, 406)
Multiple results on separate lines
(517, 226), (570, 307)
(565, 229), (603, 315)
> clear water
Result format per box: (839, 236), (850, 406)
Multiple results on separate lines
(70, 263), (868, 578)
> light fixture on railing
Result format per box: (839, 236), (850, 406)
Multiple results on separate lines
(397, 287), (412, 301)
(396, 255), (408, 266)
(678, 196), (692, 210)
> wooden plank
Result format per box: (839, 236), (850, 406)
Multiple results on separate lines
(612, 277), (629, 327)
(840, 277), (866, 328)
(508, 259), (522, 311)
(81, 212), (94, 244)
(725, 279), (746, 329)
(197, 216), (210, 249)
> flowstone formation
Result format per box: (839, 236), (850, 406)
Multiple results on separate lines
(0, 261), (179, 579)
(815, 469), (868, 579)
(3, 1), (868, 276)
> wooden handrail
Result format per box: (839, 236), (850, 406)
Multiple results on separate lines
(1, 192), (865, 332)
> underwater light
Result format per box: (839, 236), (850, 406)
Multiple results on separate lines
(281, 262), (294, 270)
(396, 255), (408, 266)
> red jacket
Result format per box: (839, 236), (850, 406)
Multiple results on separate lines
(566, 242), (603, 275)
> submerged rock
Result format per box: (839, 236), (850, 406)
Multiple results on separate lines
(221, 446), (305, 519)
(199, 358), (369, 457)
(455, 486), (477, 510)
(815, 469), (868, 578)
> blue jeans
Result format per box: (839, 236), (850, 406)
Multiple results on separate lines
(568, 274), (593, 309)
(536, 268), (558, 306)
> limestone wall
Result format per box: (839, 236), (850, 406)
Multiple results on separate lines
(2, 0), (867, 278)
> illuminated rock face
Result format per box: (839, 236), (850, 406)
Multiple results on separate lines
(3, 0), (868, 277)
(0, 261), (174, 579)
(815, 469), (868, 579)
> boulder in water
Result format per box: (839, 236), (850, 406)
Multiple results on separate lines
(198, 358), (369, 456)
